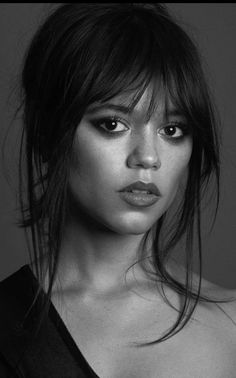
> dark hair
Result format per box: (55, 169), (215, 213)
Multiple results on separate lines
(8, 3), (234, 345)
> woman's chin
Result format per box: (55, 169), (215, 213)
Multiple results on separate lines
(107, 215), (157, 235)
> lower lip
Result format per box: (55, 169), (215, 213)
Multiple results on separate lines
(119, 191), (161, 207)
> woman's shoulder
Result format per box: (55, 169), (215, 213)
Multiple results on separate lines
(197, 275), (236, 327)
(191, 279), (236, 372)
(167, 263), (236, 374)
(144, 276), (236, 377)
(169, 260), (236, 327)
(186, 270), (236, 334)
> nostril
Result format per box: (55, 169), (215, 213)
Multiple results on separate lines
(127, 155), (161, 170)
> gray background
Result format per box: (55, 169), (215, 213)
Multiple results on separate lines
(0, 4), (235, 288)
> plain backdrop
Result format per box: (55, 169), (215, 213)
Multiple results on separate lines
(0, 4), (235, 288)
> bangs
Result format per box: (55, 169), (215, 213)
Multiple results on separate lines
(74, 6), (204, 129)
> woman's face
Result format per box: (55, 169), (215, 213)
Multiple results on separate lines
(68, 88), (192, 235)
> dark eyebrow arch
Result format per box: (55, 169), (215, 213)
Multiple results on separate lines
(85, 103), (132, 115)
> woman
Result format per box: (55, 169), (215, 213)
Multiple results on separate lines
(0, 3), (236, 377)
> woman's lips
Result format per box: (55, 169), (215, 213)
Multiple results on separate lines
(120, 180), (161, 196)
(118, 181), (161, 207)
(119, 191), (160, 207)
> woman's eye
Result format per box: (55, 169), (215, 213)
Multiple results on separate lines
(92, 117), (128, 133)
(159, 123), (188, 139)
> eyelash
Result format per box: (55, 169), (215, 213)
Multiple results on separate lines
(91, 116), (190, 140)
(91, 116), (128, 135)
(159, 122), (190, 140)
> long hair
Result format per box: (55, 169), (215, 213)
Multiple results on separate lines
(7, 3), (234, 345)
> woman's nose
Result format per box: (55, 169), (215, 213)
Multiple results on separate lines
(127, 131), (161, 170)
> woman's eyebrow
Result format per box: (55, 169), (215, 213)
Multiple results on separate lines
(86, 103), (132, 115)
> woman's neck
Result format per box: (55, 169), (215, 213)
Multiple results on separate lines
(53, 214), (154, 297)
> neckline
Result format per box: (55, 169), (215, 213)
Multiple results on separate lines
(23, 264), (100, 378)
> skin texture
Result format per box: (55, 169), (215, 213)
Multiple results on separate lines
(48, 85), (193, 301)
(55, 85), (193, 293)
(68, 87), (192, 237)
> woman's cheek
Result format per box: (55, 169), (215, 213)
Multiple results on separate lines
(162, 142), (192, 200)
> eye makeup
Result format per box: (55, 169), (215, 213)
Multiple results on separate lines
(158, 121), (190, 140)
(90, 116), (129, 136)
(89, 115), (190, 142)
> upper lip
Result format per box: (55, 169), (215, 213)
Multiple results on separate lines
(119, 181), (161, 196)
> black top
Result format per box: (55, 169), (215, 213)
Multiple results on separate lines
(0, 265), (100, 378)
